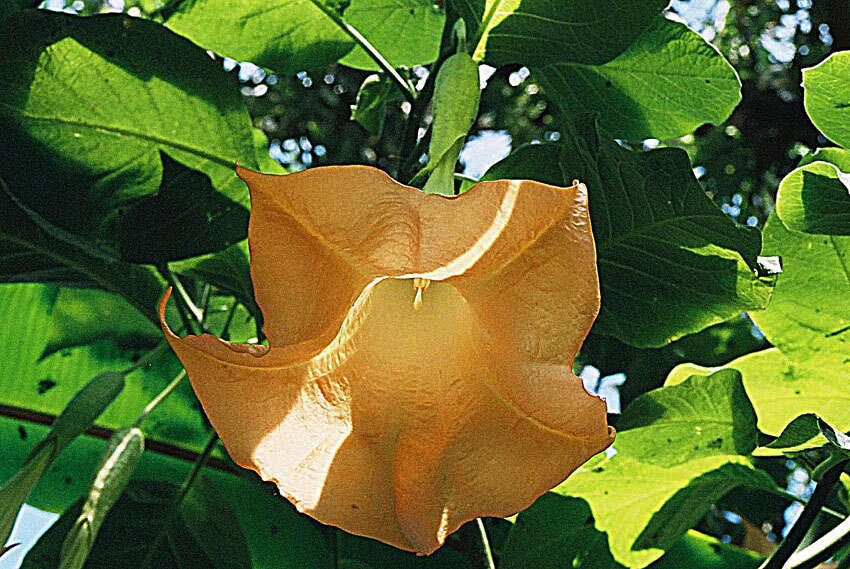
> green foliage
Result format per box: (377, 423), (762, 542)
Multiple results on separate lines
(2, 4), (848, 569)
(480, 124), (774, 348)
(166, 0), (443, 73)
(667, 349), (850, 435)
(422, 52), (480, 194)
(457, 0), (666, 67)
(535, 16), (742, 140)
(549, 372), (772, 568)
(804, 51), (850, 148)
(22, 478), (251, 569)
(775, 160), (850, 235)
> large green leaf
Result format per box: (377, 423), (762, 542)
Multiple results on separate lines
(166, 0), (349, 73)
(667, 349), (850, 436)
(338, 0), (444, 70)
(1, 421), (331, 569)
(616, 370), (757, 465)
(775, 160), (850, 235)
(0, 188), (166, 323)
(565, 125), (773, 347)
(750, 212), (850, 374)
(166, 0), (443, 74)
(481, 127), (774, 348)
(0, 283), (207, 454)
(555, 371), (771, 568)
(452, 0), (666, 67)
(535, 16), (742, 140)
(22, 478), (251, 569)
(42, 287), (160, 358)
(0, 10), (256, 286)
(501, 493), (623, 569)
(116, 152), (250, 264)
(803, 51), (850, 148)
(647, 531), (762, 569)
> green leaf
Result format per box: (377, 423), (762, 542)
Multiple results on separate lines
(171, 240), (260, 321)
(422, 52), (480, 195)
(0, 10), (255, 287)
(764, 413), (823, 449)
(481, 126), (774, 347)
(535, 16), (742, 140)
(616, 369), (757, 466)
(666, 349), (850, 435)
(0, 10), (254, 202)
(59, 427), (145, 569)
(803, 51), (850, 148)
(750, 211), (850, 376)
(454, 0), (666, 67)
(647, 531), (762, 569)
(554, 371), (769, 568)
(117, 152), (250, 263)
(567, 125), (773, 347)
(338, 0), (444, 70)
(42, 288), (160, 359)
(775, 161), (850, 235)
(338, 532), (472, 569)
(166, 0), (443, 74)
(351, 74), (404, 138)
(165, 0), (349, 73)
(799, 147), (850, 171)
(0, 284), (209, 454)
(23, 478), (251, 569)
(0, 182), (166, 323)
(501, 493), (624, 569)
(0, 369), (124, 546)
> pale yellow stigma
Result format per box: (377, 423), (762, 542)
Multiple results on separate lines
(412, 278), (431, 311)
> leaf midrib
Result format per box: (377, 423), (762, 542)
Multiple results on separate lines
(7, 109), (237, 169)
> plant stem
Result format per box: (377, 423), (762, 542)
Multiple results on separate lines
(131, 370), (187, 429)
(121, 341), (169, 375)
(219, 299), (239, 341)
(786, 510), (850, 569)
(476, 519), (496, 569)
(763, 486), (846, 520)
(759, 458), (848, 569)
(139, 431), (219, 569)
(308, 0), (414, 103)
(156, 264), (202, 334)
(397, 7), (458, 182)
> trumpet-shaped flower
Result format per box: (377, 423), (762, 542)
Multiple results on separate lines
(160, 166), (614, 554)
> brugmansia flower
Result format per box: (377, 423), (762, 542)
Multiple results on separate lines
(159, 166), (615, 554)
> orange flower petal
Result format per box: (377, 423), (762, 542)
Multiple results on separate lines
(161, 166), (614, 554)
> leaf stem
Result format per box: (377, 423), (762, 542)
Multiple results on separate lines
(397, 8), (458, 182)
(219, 299), (239, 341)
(139, 431), (219, 569)
(121, 342), (170, 375)
(131, 370), (187, 429)
(157, 264), (203, 334)
(476, 519), (496, 569)
(308, 0), (415, 103)
(759, 458), (848, 569)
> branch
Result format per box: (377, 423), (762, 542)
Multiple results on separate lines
(759, 459), (848, 569)
(308, 0), (415, 103)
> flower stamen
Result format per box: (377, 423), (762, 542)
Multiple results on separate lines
(412, 278), (431, 312)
